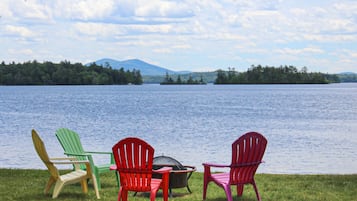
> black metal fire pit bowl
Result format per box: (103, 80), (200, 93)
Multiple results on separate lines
(152, 156), (196, 196)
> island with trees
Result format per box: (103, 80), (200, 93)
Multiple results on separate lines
(215, 65), (340, 84)
(0, 60), (142, 85)
(160, 72), (206, 85)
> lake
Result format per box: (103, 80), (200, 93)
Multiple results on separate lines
(0, 84), (356, 174)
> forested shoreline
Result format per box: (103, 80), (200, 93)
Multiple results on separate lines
(215, 65), (340, 84)
(0, 61), (350, 85)
(0, 60), (142, 85)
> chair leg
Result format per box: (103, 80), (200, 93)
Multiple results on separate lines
(223, 184), (233, 201)
(44, 177), (56, 194)
(117, 187), (122, 201)
(94, 171), (101, 190)
(91, 174), (100, 199)
(203, 181), (208, 200)
(52, 181), (65, 198)
(80, 179), (88, 194)
(161, 172), (170, 201)
(163, 188), (169, 201)
(150, 190), (158, 201)
(202, 171), (210, 200)
(252, 181), (261, 201)
(237, 184), (244, 196)
(115, 171), (120, 188)
(121, 189), (128, 201)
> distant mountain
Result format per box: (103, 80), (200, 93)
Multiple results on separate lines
(339, 72), (356, 75)
(89, 58), (182, 76)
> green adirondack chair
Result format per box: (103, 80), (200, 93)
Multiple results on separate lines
(55, 128), (119, 190)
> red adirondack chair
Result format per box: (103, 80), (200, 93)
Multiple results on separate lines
(112, 137), (172, 201)
(202, 132), (267, 201)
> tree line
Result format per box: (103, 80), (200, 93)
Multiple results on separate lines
(0, 60), (142, 85)
(160, 72), (206, 85)
(215, 65), (340, 84)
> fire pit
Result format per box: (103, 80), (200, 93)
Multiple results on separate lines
(152, 156), (196, 196)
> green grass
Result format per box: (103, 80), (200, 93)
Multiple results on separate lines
(1, 168), (356, 201)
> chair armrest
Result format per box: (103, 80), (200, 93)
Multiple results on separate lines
(51, 161), (89, 165)
(64, 152), (91, 157)
(230, 161), (263, 167)
(66, 152), (114, 164)
(155, 167), (172, 197)
(50, 157), (77, 160)
(50, 159), (90, 165)
(83, 151), (115, 164)
(109, 165), (173, 174)
(153, 167), (172, 174)
(85, 151), (113, 155)
(202, 162), (230, 168)
(51, 159), (92, 172)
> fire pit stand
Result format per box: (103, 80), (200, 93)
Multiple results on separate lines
(152, 156), (196, 196)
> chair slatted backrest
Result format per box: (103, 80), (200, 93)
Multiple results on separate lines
(112, 137), (154, 192)
(32, 129), (59, 179)
(230, 132), (267, 184)
(56, 128), (87, 169)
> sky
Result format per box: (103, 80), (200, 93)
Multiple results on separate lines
(1, 0), (357, 73)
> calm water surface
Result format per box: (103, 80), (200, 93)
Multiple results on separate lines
(0, 84), (356, 174)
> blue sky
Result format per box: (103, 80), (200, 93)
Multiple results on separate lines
(1, 0), (356, 73)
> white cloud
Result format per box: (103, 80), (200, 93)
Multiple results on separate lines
(334, 49), (357, 61)
(8, 48), (33, 56)
(276, 47), (324, 55)
(127, 24), (175, 34)
(134, 0), (194, 18)
(153, 48), (172, 54)
(152, 43), (192, 54)
(4, 25), (36, 38)
(53, 0), (115, 20)
(333, 2), (357, 17)
(172, 44), (191, 49)
(74, 22), (124, 37)
(0, 1), (13, 18)
(350, 51), (357, 58)
(2, 0), (52, 22)
(285, 4), (357, 41)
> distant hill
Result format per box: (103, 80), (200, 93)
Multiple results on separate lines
(89, 58), (187, 76)
(339, 72), (356, 75)
(338, 72), (357, 82)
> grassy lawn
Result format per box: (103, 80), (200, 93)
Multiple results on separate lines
(0, 168), (356, 201)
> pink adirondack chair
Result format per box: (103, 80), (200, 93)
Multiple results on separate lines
(202, 132), (267, 201)
(112, 137), (171, 201)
